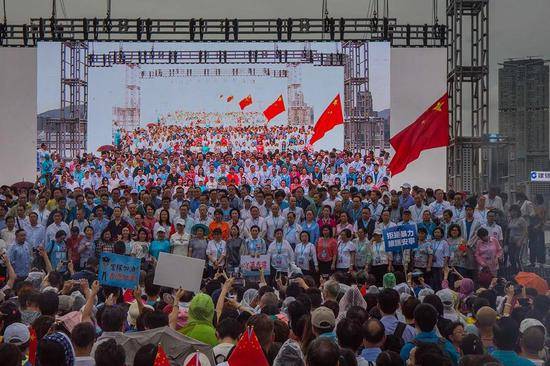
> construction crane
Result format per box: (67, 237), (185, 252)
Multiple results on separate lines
(51, 0), (67, 18)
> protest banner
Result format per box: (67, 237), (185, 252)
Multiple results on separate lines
(383, 224), (418, 253)
(153, 252), (205, 293)
(240, 255), (271, 277)
(98, 253), (141, 289)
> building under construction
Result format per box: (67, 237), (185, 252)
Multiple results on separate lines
(343, 41), (386, 152)
(498, 58), (550, 199)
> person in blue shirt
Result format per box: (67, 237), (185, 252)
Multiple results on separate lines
(491, 317), (537, 366)
(400, 303), (460, 366)
(45, 229), (68, 273)
(361, 318), (386, 363)
(149, 227), (170, 260)
(8, 229), (32, 279)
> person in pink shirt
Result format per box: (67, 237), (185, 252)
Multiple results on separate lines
(474, 227), (503, 275)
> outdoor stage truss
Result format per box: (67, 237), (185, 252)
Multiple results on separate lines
(447, 0), (489, 193)
(1, 13), (490, 192)
(0, 17), (446, 47)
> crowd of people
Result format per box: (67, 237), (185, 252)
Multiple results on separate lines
(155, 110), (266, 127)
(0, 138), (547, 366)
(115, 123), (314, 155)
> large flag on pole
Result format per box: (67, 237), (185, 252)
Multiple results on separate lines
(309, 94), (344, 145)
(239, 95), (253, 110)
(263, 95), (286, 122)
(388, 93), (449, 176)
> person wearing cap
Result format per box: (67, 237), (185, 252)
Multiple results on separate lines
(370, 227), (392, 286)
(3, 322), (30, 360)
(311, 306), (336, 342)
(148, 226), (170, 260)
(492, 317), (537, 366)
(170, 218), (190, 257)
(519, 319), (546, 366)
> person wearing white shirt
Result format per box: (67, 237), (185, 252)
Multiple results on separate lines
(267, 229), (295, 273)
(206, 228), (227, 272)
(484, 188), (504, 212)
(428, 189), (451, 220)
(294, 231), (318, 274)
(408, 194), (429, 224)
(482, 210), (503, 247)
(25, 212), (46, 249)
(335, 228), (356, 272)
(473, 196), (489, 225)
(282, 196), (305, 223)
(34, 196), (51, 228)
(171, 219), (191, 256)
(283, 212), (302, 249)
(45, 212), (70, 246)
(244, 206), (267, 239)
(450, 194), (466, 223)
(265, 204), (286, 243)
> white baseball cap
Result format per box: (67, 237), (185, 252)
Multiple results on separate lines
(175, 218), (186, 226)
(520, 318), (546, 334)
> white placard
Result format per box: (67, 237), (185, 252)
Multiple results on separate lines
(153, 252), (205, 293)
(530, 171), (550, 182)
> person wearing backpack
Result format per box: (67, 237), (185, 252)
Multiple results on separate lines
(378, 289), (416, 345)
(400, 303), (460, 366)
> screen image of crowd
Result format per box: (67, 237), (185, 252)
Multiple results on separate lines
(0, 121), (547, 366)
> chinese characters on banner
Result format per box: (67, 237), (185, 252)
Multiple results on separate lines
(240, 255), (271, 277)
(383, 224), (418, 253)
(99, 253), (141, 288)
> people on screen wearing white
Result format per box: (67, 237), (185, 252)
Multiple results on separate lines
(294, 231), (318, 276)
(335, 228), (356, 273)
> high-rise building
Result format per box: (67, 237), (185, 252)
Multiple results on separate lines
(498, 58), (550, 197)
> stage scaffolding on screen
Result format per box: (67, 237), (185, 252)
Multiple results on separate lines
(40, 41), (88, 159)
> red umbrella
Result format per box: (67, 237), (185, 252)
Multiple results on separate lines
(97, 145), (116, 152)
(146, 123), (158, 128)
(515, 272), (549, 295)
(11, 181), (35, 190)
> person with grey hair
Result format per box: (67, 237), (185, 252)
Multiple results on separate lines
(322, 279), (341, 303)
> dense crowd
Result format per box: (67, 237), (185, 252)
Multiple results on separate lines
(156, 110), (266, 127)
(0, 136), (547, 366)
(116, 123), (314, 154)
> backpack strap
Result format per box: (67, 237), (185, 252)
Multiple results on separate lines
(394, 322), (407, 339)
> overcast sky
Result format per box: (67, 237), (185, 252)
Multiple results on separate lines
(5, 0), (550, 131)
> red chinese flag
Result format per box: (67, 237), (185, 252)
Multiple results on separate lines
(263, 95), (286, 122)
(239, 95), (253, 110)
(309, 94), (344, 145)
(28, 327), (37, 365)
(154, 344), (170, 366)
(226, 95), (234, 102)
(228, 327), (269, 366)
(387, 93), (449, 176)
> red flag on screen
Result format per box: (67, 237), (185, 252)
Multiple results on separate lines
(309, 94), (344, 145)
(28, 327), (37, 365)
(228, 327), (269, 366)
(227, 95), (234, 102)
(263, 95), (286, 122)
(154, 344), (170, 366)
(239, 95), (253, 110)
(387, 93), (449, 176)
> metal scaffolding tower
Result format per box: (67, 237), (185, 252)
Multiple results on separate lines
(446, 0), (489, 192)
(43, 40), (88, 158)
(112, 63), (141, 133)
